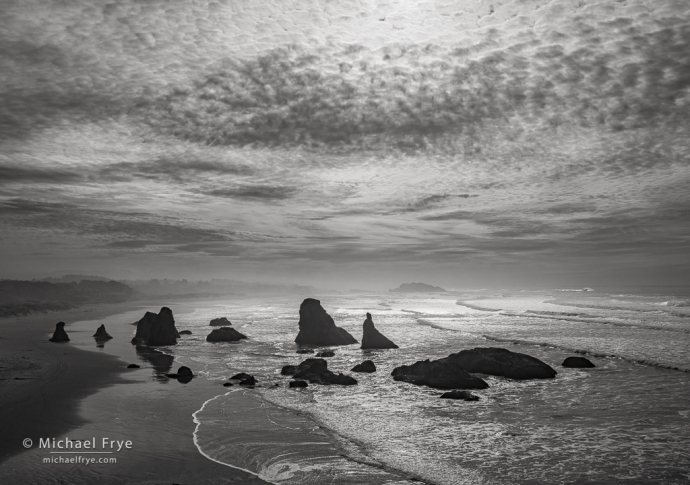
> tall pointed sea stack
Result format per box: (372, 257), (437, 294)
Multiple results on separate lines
(93, 324), (113, 340)
(131, 307), (180, 346)
(361, 313), (398, 349)
(295, 298), (357, 346)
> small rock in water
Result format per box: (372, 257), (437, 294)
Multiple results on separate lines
(289, 380), (308, 388)
(179, 330), (192, 335)
(281, 365), (297, 375)
(440, 390), (480, 401)
(316, 351), (335, 357)
(127, 364), (140, 369)
(239, 375), (256, 386)
(177, 366), (193, 377)
(206, 327), (247, 342)
(296, 349), (314, 354)
(351, 360), (376, 373)
(223, 382), (233, 387)
(210, 317), (232, 326)
(230, 372), (252, 380)
(562, 356), (595, 368)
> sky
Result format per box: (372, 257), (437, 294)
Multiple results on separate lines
(1, 0), (689, 291)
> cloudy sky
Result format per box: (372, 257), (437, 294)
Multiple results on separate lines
(1, 0), (689, 290)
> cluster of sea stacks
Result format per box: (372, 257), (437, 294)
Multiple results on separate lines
(46, 297), (596, 399)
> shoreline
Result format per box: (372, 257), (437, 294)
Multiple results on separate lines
(0, 300), (269, 484)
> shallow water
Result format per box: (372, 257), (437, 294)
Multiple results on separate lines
(19, 290), (690, 484)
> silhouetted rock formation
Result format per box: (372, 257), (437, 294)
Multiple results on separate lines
(239, 375), (256, 386)
(210, 317), (231, 326)
(562, 356), (595, 368)
(390, 282), (446, 293)
(93, 324), (112, 339)
(223, 382), (233, 387)
(166, 366), (194, 383)
(292, 358), (357, 385)
(131, 308), (180, 346)
(179, 330), (192, 335)
(281, 365), (297, 375)
(440, 390), (480, 401)
(289, 380), (308, 388)
(352, 360), (376, 373)
(316, 350), (335, 357)
(361, 313), (398, 349)
(441, 347), (557, 379)
(206, 326), (247, 342)
(294, 298), (357, 346)
(392, 359), (489, 390)
(49, 322), (70, 342)
(296, 349), (314, 354)
(127, 364), (140, 369)
(230, 372), (252, 380)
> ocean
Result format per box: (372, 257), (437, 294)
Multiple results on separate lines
(70, 289), (690, 484)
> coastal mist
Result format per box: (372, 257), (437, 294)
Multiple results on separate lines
(69, 289), (689, 485)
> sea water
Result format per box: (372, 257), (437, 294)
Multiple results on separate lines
(80, 290), (690, 484)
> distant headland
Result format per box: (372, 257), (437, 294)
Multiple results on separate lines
(390, 282), (446, 293)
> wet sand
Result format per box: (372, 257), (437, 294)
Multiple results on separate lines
(0, 302), (268, 484)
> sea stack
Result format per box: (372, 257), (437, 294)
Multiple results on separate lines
(206, 327), (248, 342)
(361, 313), (398, 349)
(93, 324), (113, 340)
(49, 322), (70, 342)
(131, 307), (180, 346)
(294, 298), (357, 346)
(210, 317), (231, 326)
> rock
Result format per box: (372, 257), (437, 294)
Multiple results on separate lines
(281, 365), (297, 376)
(295, 298), (357, 346)
(293, 358), (357, 386)
(210, 317), (232, 326)
(562, 356), (595, 368)
(351, 360), (376, 373)
(361, 313), (398, 349)
(392, 359), (489, 390)
(390, 282), (446, 293)
(93, 324), (113, 340)
(49, 322), (70, 342)
(131, 308), (180, 346)
(440, 347), (557, 379)
(206, 327), (248, 342)
(179, 330), (192, 335)
(296, 349), (314, 354)
(316, 351), (335, 357)
(289, 380), (308, 388)
(223, 382), (233, 387)
(440, 390), (480, 401)
(239, 375), (256, 386)
(230, 372), (253, 380)
(127, 364), (140, 369)
(131, 312), (157, 344)
(177, 366), (193, 377)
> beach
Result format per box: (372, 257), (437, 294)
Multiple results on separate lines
(0, 302), (269, 485)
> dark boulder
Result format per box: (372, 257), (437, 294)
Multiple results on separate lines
(295, 298), (357, 346)
(177, 366), (193, 377)
(296, 349), (314, 354)
(127, 364), (140, 369)
(93, 324), (113, 340)
(440, 390), (480, 401)
(210, 317), (232, 326)
(351, 360), (376, 373)
(239, 375), (256, 386)
(361, 313), (398, 349)
(206, 327), (247, 342)
(179, 330), (192, 335)
(230, 372), (253, 380)
(223, 382), (233, 387)
(441, 347), (557, 379)
(49, 322), (70, 342)
(281, 365), (297, 376)
(289, 380), (308, 388)
(562, 356), (595, 368)
(293, 358), (357, 386)
(316, 351), (335, 357)
(131, 308), (180, 346)
(391, 360), (489, 390)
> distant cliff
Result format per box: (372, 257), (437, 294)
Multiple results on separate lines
(0, 279), (135, 317)
(390, 282), (446, 293)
